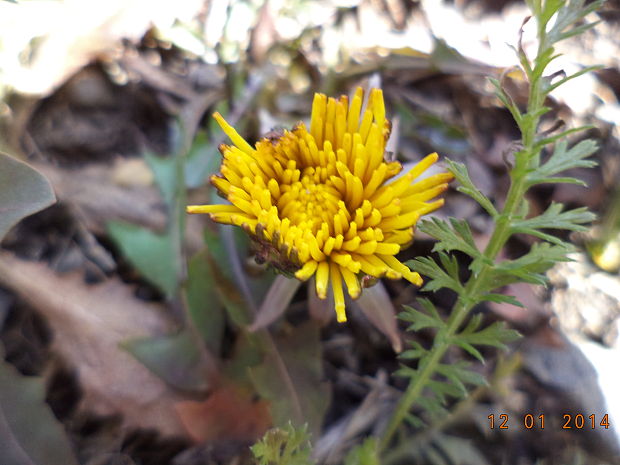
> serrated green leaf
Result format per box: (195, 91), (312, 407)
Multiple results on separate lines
(122, 329), (212, 393)
(399, 341), (426, 361)
(546, 66), (603, 95)
(451, 362), (488, 387)
(435, 364), (466, 396)
(534, 125), (594, 150)
(0, 152), (56, 241)
(419, 218), (482, 260)
(394, 364), (419, 379)
(548, 0), (603, 43)
(454, 340), (484, 363)
(427, 379), (464, 402)
(107, 221), (178, 297)
(557, 20), (601, 42)
(419, 297), (442, 319)
(438, 252), (461, 281)
(405, 413), (426, 429)
(252, 422), (314, 465)
(540, 0), (564, 26)
(417, 395), (447, 418)
(408, 256), (464, 294)
(504, 241), (573, 268)
(516, 202), (596, 229)
(489, 77), (523, 129)
(344, 438), (379, 465)
(454, 321), (521, 351)
(523, 107), (552, 130)
(0, 356), (79, 465)
(489, 242), (573, 287)
(532, 47), (561, 79)
(400, 348), (426, 361)
(511, 203), (595, 244)
(436, 361), (487, 397)
(461, 313), (483, 334)
(479, 293), (524, 308)
(445, 159), (498, 217)
(528, 139), (598, 185)
(399, 301), (446, 332)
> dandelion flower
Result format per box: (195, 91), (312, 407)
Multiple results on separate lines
(187, 87), (452, 322)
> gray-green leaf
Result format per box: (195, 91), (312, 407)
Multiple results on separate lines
(0, 152), (56, 242)
(0, 356), (79, 465)
(107, 221), (179, 297)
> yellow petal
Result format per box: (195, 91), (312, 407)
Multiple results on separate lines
(330, 262), (347, 322)
(340, 266), (361, 299)
(186, 204), (239, 214)
(295, 260), (318, 281)
(315, 261), (330, 299)
(213, 112), (255, 155)
(379, 254), (423, 285)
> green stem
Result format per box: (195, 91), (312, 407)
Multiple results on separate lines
(378, 266), (488, 450)
(379, 7), (549, 451)
(380, 139), (532, 451)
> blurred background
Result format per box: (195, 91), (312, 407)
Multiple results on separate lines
(0, 1), (619, 464)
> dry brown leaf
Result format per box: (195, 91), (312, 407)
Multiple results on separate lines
(0, 0), (204, 96)
(314, 371), (393, 464)
(0, 251), (188, 437)
(32, 161), (206, 256)
(352, 282), (402, 353)
(175, 381), (271, 444)
(249, 275), (300, 332)
(32, 162), (166, 234)
(307, 280), (334, 327)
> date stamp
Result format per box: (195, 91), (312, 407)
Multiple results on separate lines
(488, 414), (611, 430)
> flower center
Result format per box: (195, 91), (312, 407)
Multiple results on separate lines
(278, 166), (343, 235)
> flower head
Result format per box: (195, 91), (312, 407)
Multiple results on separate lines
(188, 87), (452, 322)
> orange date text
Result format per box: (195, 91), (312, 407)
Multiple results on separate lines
(487, 414), (610, 430)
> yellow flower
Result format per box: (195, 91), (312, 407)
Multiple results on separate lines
(187, 88), (452, 323)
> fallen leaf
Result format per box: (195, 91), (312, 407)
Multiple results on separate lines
(352, 282), (402, 353)
(32, 162), (166, 233)
(203, 226), (275, 327)
(0, 252), (188, 437)
(249, 275), (301, 332)
(0, 152), (56, 241)
(307, 278), (334, 327)
(185, 248), (225, 353)
(0, 0), (204, 95)
(122, 329), (216, 394)
(175, 381), (271, 444)
(0, 353), (79, 465)
(248, 322), (331, 438)
(107, 221), (179, 298)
